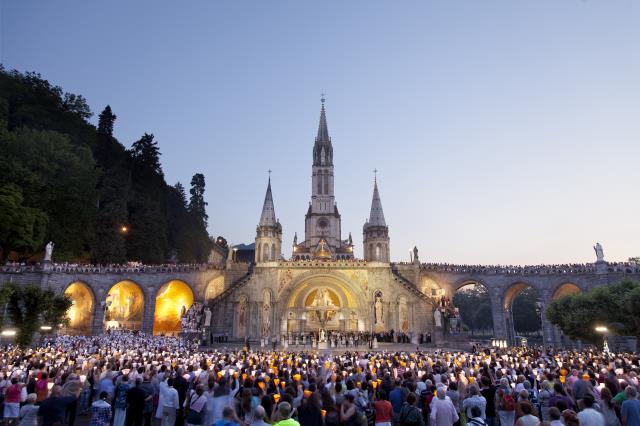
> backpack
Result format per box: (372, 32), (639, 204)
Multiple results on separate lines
(399, 404), (422, 426)
(500, 393), (515, 411)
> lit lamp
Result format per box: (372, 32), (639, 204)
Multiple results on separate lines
(40, 325), (52, 331)
(120, 225), (129, 234)
(595, 326), (609, 353)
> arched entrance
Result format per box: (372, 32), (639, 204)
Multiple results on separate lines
(281, 274), (368, 335)
(105, 280), (144, 331)
(453, 281), (493, 337)
(503, 282), (542, 345)
(153, 280), (194, 335)
(63, 282), (94, 335)
(549, 282), (582, 347)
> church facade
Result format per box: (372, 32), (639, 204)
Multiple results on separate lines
(2, 100), (639, 348)
(213, 99), (432, 341)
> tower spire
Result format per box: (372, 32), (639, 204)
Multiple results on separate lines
(316, 95), (330, 143)
(259, 175), (277, 226)
(368, 175), (386, 227)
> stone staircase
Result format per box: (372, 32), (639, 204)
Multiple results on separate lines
(390, 266), (435, 306)
(207, 263), (255, 333)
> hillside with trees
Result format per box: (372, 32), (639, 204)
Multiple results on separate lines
(0, 67), (212, 264)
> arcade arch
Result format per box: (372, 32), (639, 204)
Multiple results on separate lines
(63, 282), (94, 335)
(552, 282), (581, 300)
(452, 281), (493, 336)
(105, 280), (144, 331)
(503, 282), (542, 342)
(153, 280), (194, 335)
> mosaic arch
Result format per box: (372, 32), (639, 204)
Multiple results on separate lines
(153, 280), (194, 335)
(282, 273), (367, 333)
(205, 276), (225, 301)
(63, 282), (94, 335)
(105, 280), (144, 331)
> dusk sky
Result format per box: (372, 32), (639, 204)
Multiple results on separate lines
(3, 1), (639, 265)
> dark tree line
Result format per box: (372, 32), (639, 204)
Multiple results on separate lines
(0, 67), (212, 263)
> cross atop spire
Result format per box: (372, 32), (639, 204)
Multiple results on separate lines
(316, 97), (330, 143)
(259, 176), (277, 227)
(367, 177), (386, 227)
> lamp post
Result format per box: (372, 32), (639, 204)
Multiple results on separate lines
(595, 326), (609, 353)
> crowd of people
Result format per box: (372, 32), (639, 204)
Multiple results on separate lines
(0, 331), (638, 426)
(417, 263), (640, 275)
(1, 262), (224, 274)
(181, 303), (206, 334)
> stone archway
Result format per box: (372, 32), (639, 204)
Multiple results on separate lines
(452, 280), (493, 337)
(548, 282), (582, 347)
(280, 272), (369, 334)
(552, 282), (581, 300)
(105, 280), (145, 331)
(502, 282), (542, 345)
(63, 281), (95, 335)
(153, 280), (194, 335)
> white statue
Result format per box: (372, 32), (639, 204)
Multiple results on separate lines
(434, 308), (442, 328)
(594, 242), (605, 262)
(44, 241), (54, 261)
(374, 294), (384, 325)
(320, 329), (326, 342)
(204, 307), (212, 327)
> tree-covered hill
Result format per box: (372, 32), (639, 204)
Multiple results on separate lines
(0, 66), (212, 264)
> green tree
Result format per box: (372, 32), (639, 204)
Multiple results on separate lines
(93, 105), (129, 264)
(546, 279), (640, 344)
(453, 284), (494, 333)
(189, 173), (208, 228)
(5, 283), (71, 346)
(512, 288), (542, 335)
(0, 184), (48, 260)
(0, 127), (97, 261)
(126, 133), (168, 263)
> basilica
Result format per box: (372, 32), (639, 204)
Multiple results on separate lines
(208, 98), (434, 342)
(3, 99), (635, 348)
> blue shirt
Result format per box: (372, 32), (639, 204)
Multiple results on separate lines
(621, 399), (640, 426)
(390, 388), (404, 413)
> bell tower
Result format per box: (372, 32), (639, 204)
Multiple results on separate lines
(255, 176), (282, 263)
(363, 174), (390, 262)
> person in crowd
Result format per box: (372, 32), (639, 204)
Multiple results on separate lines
(3, 377), (22, 425)
(18, 393), (39, 426)
(431, 387), (458, 426)
(600, 387), (622, 426)
(463, 384), (487, 420)
(90, 391), (113, 426)
(160, 378), (180, 426)
(468, 405), (488, 426)
(38, 385), (80, 426)
(125, 378), (146, 426)
(374, 389), (393, 426)
(577, 394), (605, 426)
(496, 378), (516, 426)
(621, 386), (640, 426)
(214, 406), (243, 426)
(515, 401), (540, 426)
(548, 407), (563, 426)
(274, 402), (300, 426)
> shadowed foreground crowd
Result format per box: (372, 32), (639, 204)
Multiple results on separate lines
(0, 331), (639, 426)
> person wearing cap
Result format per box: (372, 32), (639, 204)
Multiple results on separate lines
(274, 402), (300, 426)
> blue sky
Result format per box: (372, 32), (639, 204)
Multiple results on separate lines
(2, 1), (639, 264)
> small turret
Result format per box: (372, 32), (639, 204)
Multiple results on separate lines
(363, 174), (390, 262)
(255, 176), (282, 263)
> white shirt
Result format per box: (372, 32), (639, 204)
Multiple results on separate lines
(577, 408), (605, 426)
(161, 385), (179, 409)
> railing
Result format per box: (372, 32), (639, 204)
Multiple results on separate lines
(1, 263), (226, 274)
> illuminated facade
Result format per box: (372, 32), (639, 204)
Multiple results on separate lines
(2, 100), (638, 346)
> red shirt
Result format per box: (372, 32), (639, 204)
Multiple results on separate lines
(5, 384), (22, 403)
(374, 400), (393, 422)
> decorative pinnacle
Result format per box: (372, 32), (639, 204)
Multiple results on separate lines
(321, 92), (326, 104)
(374, 168), (378, 183)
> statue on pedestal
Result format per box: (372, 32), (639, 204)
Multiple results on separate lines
(44, 241), (54, 262)
(594, 242), (605, 262)
(434, 309), (442, 328)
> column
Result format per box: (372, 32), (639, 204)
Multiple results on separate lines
(490, 290), (508, 340)
(142, 291), (156, 334)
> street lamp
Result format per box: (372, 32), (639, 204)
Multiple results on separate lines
(595, 326), (609, 353)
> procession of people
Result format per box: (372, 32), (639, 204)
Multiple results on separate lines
(0, 331), (638, 426)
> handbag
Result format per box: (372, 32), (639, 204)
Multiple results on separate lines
(185, 395), (205, 425)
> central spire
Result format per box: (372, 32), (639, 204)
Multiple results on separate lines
(316, 97), (330, 143)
